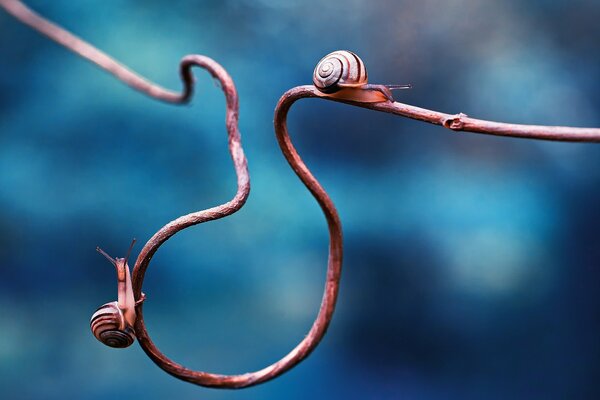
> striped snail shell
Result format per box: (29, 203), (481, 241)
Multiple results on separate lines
(313, 50), (368, 94)
(92, 242), (138, 349)
(90, 301), (135, 348)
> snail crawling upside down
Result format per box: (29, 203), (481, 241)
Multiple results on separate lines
(90, 240), (141, 349)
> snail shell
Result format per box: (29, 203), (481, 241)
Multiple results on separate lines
(313, 50), (368, 94)
(90, 301), (135, 348)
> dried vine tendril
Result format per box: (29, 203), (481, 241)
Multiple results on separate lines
(2, 0), (600, 391)
(0, 0), (341, 389)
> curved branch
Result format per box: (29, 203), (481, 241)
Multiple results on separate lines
(0, 0), (192, 103)
(1, 0), (340, 389)
(4, 0), (599, 390)
(130, 54), (255, 388)
(135, 85), (345, 389)
(267, 83), (600, 386)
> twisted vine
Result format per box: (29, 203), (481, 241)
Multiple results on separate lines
(0, 0), (340, 388)
(2, 0), (599, 390)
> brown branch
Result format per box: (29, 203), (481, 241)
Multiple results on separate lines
(3, 0), (600, 391)
(289, 86), (600, 142)
(5, 0), (599, 142)
(266, 82), (600, 389)
(1, 0), (340, 389)
(0, 0), (191, 103)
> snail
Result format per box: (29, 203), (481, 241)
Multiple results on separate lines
(313, 50), (411, 103)
(90, 240), (140, 348)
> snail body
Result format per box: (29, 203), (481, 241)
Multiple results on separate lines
(312, 50), (410, 103)
(90, 241), (138, 348)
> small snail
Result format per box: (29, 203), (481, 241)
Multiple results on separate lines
(313, 50), (411, 103)
(90, 240), (139, 348)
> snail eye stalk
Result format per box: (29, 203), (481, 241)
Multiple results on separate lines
(124, 238), (136, 265)
(96, 247), (117, 267)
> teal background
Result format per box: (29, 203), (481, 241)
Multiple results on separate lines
(0, 1), (599, 399)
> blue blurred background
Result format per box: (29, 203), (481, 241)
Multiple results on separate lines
(1, 1), (599, 399)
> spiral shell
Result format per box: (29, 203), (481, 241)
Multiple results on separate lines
(90, 302), (135, 348)
(313, 50), (368, 93)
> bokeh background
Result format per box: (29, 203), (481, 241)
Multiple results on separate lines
(1, 0), (599, 399)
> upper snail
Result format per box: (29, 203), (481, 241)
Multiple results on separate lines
(313, 50), (368, 93)
(312, 50), (411, 103)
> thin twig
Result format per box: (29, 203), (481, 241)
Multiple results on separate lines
(1, 0), (340, 389)
(130, 54), (257, 388)
(3, 0), (600, 391)
(0, 0), (191, 102)
(267, 82), (600, 388)
(299, 87), (600, 142)
(4, 0), (599, 142)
